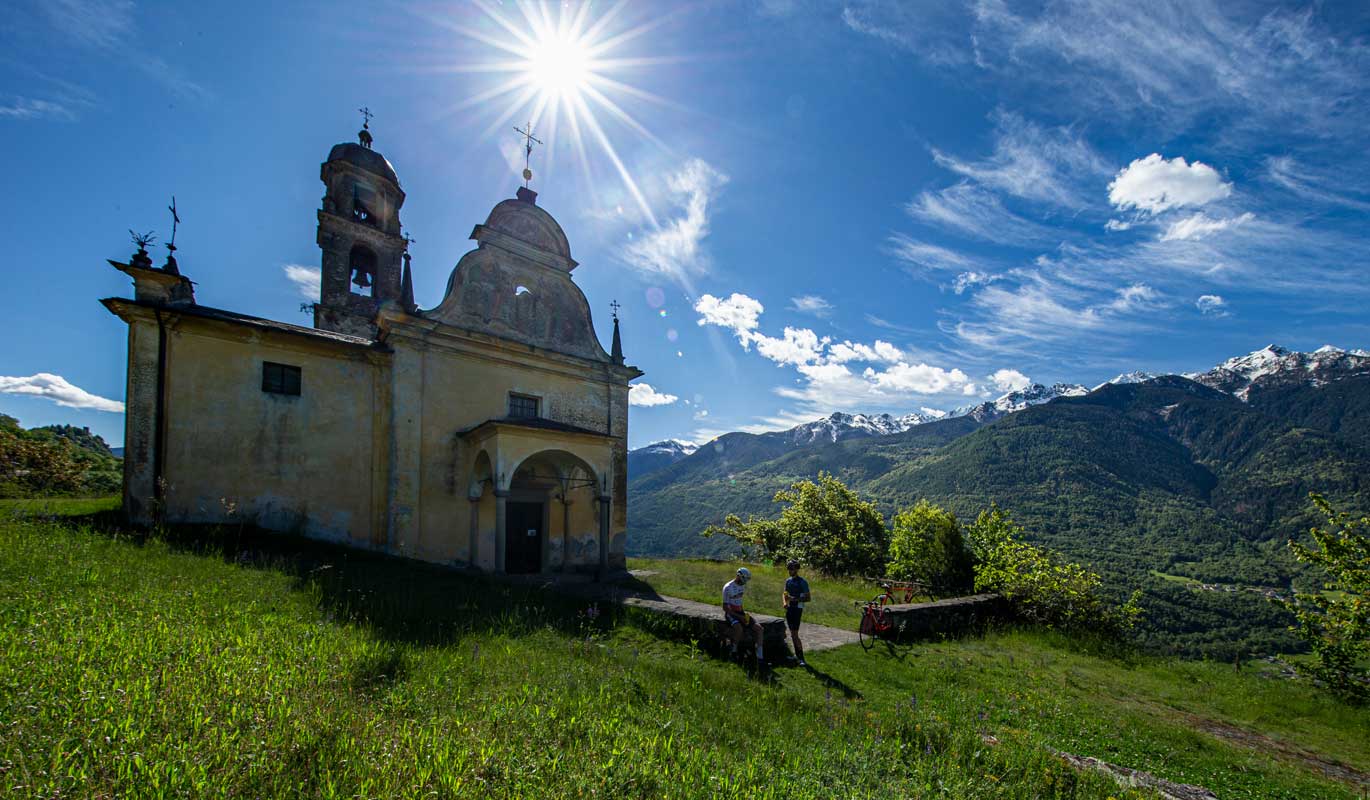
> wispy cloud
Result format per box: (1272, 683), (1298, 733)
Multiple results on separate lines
(282, 265), (321, 299)
(621, 158), (728, 280)
(886, 234), (974, 276)
(788, 294), (833, 317)
(1265, 156), (1370, 212)
(628, 382), (679, 407)
(1160, 212), (1253, 242)
(0, 373), (124, 412)
(0, 96), (76, 121)
(27, 0), (209, 102)
(931, 111), (1109, 208)
(906, 181), (1047, 244)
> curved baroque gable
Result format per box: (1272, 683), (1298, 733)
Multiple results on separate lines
(484, 199), (573, 264)
(428, 246), (609, 362)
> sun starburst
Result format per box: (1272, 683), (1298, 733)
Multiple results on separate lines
(442, 0), (679, 227)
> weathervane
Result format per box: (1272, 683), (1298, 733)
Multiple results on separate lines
(514, 121), (542, 186)
(610, 299), (621, 321)
(163, 197), (182, 274)
(358, 106), (374, 148)
(166, 196), (180, 248)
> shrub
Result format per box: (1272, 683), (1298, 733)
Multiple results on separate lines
(1279, 494), (1370, 703)
(967, 507), (1141, 635)
(887, 500), (973, 595)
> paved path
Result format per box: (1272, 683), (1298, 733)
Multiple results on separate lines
(504, 572), (861, 652)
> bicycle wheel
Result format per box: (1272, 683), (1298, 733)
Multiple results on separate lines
(858, 608), (876, 650)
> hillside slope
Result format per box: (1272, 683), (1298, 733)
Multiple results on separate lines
(4, 514), (1368, 798)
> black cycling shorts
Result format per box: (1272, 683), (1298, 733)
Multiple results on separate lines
(785, 607), (803, 630)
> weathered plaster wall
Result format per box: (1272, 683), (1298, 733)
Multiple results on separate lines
(156, 320), (384, 546)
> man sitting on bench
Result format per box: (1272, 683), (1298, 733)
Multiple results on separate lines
(723, 567), (764, 663)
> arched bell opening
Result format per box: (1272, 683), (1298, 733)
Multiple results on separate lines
(348, 244), (378, 298)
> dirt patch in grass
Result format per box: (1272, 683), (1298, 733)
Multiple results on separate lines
(1182, 713), (1370, 788)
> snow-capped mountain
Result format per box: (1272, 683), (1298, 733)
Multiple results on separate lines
(626, 439), (700, 478)
(781, 410), (948, 445)
(639, 439), (699, 458)
(1094, 371), (1158, 391)
(631, 344), (1368, 467)
(1186, 344), (1370, 400)
(949, 382), (1090, 424)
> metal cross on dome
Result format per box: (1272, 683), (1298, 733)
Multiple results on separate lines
(514, 121), (542, 186)
(610, 299), (621, 320)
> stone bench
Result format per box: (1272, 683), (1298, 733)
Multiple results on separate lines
(877, 593), (1008, 640)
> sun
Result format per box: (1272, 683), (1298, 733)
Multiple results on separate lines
(524, 29), (593, 99)
(442, 1), (678, 227)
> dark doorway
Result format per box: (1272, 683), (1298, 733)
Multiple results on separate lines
(506, 501), (543, 574)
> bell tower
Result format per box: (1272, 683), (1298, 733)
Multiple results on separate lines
(315, 110), (409, 338)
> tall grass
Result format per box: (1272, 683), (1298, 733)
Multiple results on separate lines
(2, 513), (1366, 798)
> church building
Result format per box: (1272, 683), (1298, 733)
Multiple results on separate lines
(102, 123), (642, 575)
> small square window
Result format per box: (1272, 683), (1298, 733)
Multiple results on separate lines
(262, 362), (302, 396)
(509, 393), (539, 418)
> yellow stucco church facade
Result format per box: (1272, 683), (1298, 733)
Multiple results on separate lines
(102, 125), (641, 575)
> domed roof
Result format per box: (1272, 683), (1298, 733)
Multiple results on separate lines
(480, 193), (573, 264)
(326, 142), (399, 186)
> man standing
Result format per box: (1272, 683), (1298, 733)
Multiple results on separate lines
(783, 559), (811, 667)
(723, 567), (764, 664)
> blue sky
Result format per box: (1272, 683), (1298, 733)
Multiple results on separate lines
(3, 0), (1370, 449)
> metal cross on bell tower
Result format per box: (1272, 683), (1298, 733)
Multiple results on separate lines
(514, 121), (542, 187)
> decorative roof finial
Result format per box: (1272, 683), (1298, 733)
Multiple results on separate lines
(163, 196), (181, 275)
(610, 299), (624, 365)
(358, 106), (374, 149)
(129, 229), (156, 269)
(514, 121), (542, 187)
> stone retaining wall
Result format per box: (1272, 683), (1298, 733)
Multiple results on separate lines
(880, 593), (1009, 640)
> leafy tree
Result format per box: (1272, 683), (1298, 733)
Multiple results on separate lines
(887, 500), (973, 594)
(968, 506), (1141, 635)
(1279, 494), (1370, 703)
(0, 415), (121, 498)
(703, 472), (887, 576)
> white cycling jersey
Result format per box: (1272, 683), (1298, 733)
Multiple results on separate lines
(722, 578), (745, 612)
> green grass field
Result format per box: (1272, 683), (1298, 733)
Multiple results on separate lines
(3, 510), (1368, 798)
(626, 556), (923, 630)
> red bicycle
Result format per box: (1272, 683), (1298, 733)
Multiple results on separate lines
(856, 580), (924, 650)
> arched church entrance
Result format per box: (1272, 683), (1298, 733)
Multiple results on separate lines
(505, 450), (600, 574)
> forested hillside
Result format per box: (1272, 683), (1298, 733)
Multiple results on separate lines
(627, 373), (1370, 658)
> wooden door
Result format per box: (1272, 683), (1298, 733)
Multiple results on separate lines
(506, 502), (543, 574)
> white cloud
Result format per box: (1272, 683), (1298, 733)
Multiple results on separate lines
(1104, 219), (1133, 232)
(1107, 283), (1164, 312)
(866, 362), (973, 394)
(788, 295), (833, 317)
(283, 265), (321, 299)
(693, 408), (709, 421)
(1196, 294), (1229, 316)
(989, 369), (1032, 392)
(621, 159), (728, 279)
(1160, 212), (1254, 241)
(751, 327), (828, 367)
(693, 293), (763, 345)
(0, 373), (124, 412)
(628, 383), (678, 407)
(1108, 154), (1231, 215)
